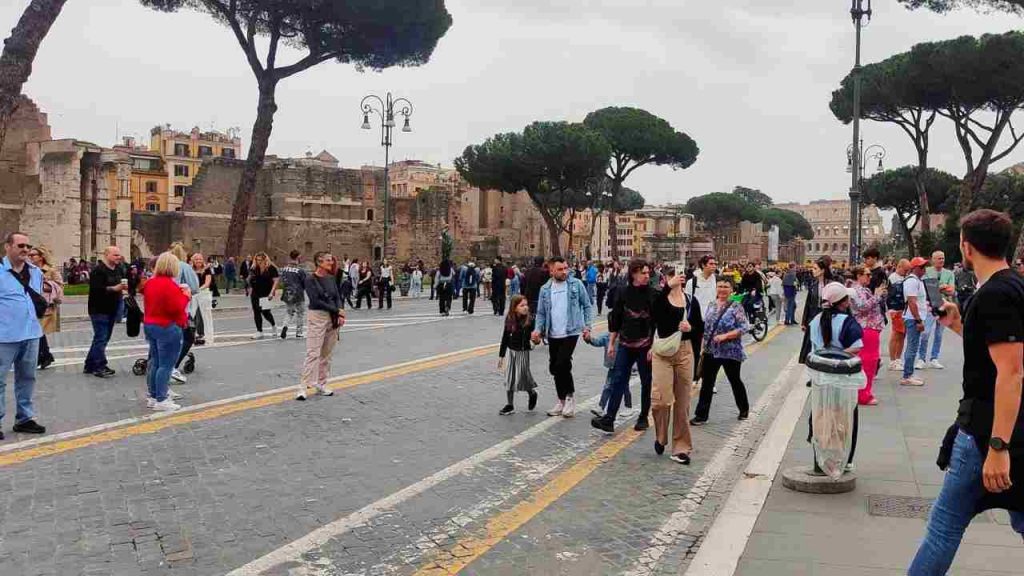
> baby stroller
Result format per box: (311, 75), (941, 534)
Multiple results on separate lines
(128, 294), (197, 376)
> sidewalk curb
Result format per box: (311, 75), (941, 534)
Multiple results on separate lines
(683, 360), (810, 576)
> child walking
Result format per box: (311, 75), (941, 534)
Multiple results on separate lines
(585, 331), (634, 419)
(497, 295), (539, 415)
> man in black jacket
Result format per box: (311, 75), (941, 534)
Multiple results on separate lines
(491, 257), (508, 316)
(523, 256), (550, 315)
(85, 246), (126, 378)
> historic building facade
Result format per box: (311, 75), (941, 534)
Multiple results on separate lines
(149, 125), (242, 211)
(775, 199), (885, 264)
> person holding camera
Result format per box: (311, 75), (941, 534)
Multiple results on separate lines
(297, 252), (345, 401)
(900, 257), (931, 387)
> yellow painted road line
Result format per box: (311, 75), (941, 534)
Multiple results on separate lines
(411, 323), (788, 576)
(1, 321), (608, 468)
(413, 428), (643, 576)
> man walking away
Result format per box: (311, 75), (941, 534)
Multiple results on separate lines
(900, 257), (930, 387)
(585, 260), (598, 304)
(0, 233), (47, 436)
(782, 262), (799, 325)
(532, 257), (594, 418)
(524, 256), (550, 315)
(920, 250), (955, 370)
(908, 209), (1024, 574)
(240, 255), (252, 297)
(85, 246), (126, 378)
(462, 262), (480, 314)
(491, 257), (508, 316)
(224, 257), (237, 294)
(278, 250), (307, 339)
(297, 252), (344, 401)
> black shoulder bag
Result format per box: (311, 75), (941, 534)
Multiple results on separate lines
(9, 269), (47, 319)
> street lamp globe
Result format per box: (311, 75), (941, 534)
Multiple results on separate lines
(402, 117), (412, 133)
(361, 114), (371, 130)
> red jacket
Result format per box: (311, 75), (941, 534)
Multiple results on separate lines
(140, 275), (190, 328)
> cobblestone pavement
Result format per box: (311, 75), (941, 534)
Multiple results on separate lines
(1, 297), (808, 576)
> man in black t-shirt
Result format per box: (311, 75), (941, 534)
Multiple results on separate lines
(909, 210), (1024, 574)
(85, 246), (126, 377)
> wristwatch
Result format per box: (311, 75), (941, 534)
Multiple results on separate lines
(990, 437), (1011, 452)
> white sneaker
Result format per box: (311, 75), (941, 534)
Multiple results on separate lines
(889, 360), (903, 372)
(151, 399), (182, 412)
(561, 396), (575, 418)
(168, 389), (183, 400)
(547, 400), (565, 417)
(251, 331), (265, 340)
(316, 386), (334, 397)
(914, 359), (926, 370)
(619, 406), (636, 419)
(295, 333), (306, 339)
(928, 360), (945, 370)
(713, 386), (718, 394)
(170, 369), (187, 383)
(146, 397), (156, 408)
(900, 377), (925, 387)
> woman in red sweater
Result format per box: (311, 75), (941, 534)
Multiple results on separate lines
(140, 252), (191, 411)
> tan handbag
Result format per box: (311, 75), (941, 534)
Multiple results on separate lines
(652, 330), (682, 357)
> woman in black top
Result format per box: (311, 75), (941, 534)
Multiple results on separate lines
(248, 252), (279, 339)
(497, 295), (539, 415)
(799, 256), (834, 366)
(650, 267), (705, 464)
(356, 262), (374, 309)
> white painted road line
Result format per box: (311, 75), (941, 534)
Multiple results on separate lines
(621, 354), (801, 576)
(684, 363), (810, 576)
(225, 389), (615, 576)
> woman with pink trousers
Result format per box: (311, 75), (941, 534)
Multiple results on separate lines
(850, 265), (887, 406)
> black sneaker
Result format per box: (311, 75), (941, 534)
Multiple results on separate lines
(670, 453), (691, 465)
(280, 326), (288, 340)
(499, 404), (515, 416)
(92, 367), (115, 379)
(689, 417), (708, 427)
(527, 391), (538, 411)
(12, 419), (45, 434)
(591, 416), (614, 435)
(654, 441), (665, 455)
(0, 431), (4, 440)
(738, 412), (749, 421)
(38, 357), (54, 371)
(634, 418), (650, 432)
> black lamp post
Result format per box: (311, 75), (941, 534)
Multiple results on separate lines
(847, 0), (873, 264)
(360, 92), (413, 260)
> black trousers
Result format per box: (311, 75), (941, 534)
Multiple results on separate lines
(250, 293), (276, 332)
(547, 335), (579, 400)
(378, 280), (392, 309)
(38, 334), (53, 364)
(340, 285), (355, 309)
(356, 285), (373, 309)
(463, 288), (477, 314)
(596, 284), (608, 315)
(693, 356), (749, 420)
(176, 325), (195, 368)
(438, 284), (452, 314)
(492, 284), (506, 315)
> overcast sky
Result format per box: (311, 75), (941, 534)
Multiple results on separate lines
(4, 0), (1023, 208)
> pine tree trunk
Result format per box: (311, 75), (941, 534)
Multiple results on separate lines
(539, 210), (562, 257)
(1014, 225), (1024, 263)
(914, 163), (931, 234)
(0, 0), (68, 156)
(607, 211), (618, 260)
(225, 77), (278, 258)
(957, 168), (986, 222)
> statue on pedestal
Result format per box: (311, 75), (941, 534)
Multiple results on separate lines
(440, 222), (454, 263)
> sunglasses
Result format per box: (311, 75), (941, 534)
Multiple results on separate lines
(14, 243), (32, 249)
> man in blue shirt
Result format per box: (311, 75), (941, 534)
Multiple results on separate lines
(0, 233), (47, 437)
(584, 260), (598, 304)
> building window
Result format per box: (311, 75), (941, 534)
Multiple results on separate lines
(174, 165), (190, 177)
(146, 203), (159, 212)
(174, 185), (187, 197)
(133, 158), (158, 171)
(366, 209), (374, 221)
(174, 143), (189, 157)
(145, 181), (157, 194)
(842, 243), (848, 252)
(198, 146), (213, 158)
(221, 148), (236, 159)
(175, 207), (182, 212)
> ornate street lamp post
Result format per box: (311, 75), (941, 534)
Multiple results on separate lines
(847, 140), (886, 255)
(847, 0), (873, 264)
(360, 92), (413, 260)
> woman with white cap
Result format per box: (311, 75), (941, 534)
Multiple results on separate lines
(808, 281), (865, 471)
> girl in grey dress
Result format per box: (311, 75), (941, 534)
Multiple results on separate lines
(497, 295), (538, 415)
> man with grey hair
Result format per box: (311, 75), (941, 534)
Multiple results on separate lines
(85, 246), (126, 378)
(0, 233), (47, 436)
(919, 250), (955, 370)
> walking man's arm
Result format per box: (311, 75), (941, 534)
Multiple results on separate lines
(986, 341), (1023, 494)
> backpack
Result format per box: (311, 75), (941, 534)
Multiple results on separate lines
(886, 279), (906, 311)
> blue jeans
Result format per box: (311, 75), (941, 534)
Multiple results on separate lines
(85, 313), (118, 373)
(586, 283), (596, 303)
(918, 315), (944, 363)
(599, 369), (632, 410)
(605, 344), (652, 422)
(144, 323), (183, 402)
(784, 286), (797, 324)
(909, 430), (1024, 574)
(0, 339), (39, 425)
(903, 323), (923, 379)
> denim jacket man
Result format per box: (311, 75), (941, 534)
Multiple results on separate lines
(531, 258), (594, 418)
(0, 233), (47, 437)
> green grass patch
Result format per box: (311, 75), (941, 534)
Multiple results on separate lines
(63, 284), (90, 296)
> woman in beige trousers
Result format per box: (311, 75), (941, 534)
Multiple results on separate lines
(651, 267), (705, 465)
(297, 252), (345, 401)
